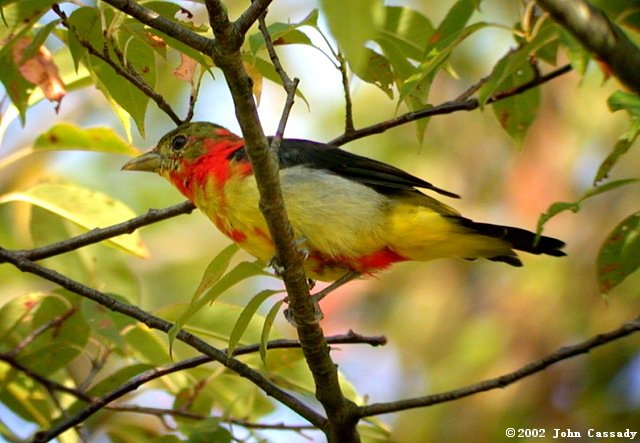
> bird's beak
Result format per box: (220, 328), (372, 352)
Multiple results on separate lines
(121, 150), (163, 172)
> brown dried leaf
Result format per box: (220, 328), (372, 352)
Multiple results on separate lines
(12, 37), (66, 110)
(244, 61), (263, 106)
(173, 53), (198, 82)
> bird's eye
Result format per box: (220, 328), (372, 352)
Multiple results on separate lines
(171, 135), (188, 152)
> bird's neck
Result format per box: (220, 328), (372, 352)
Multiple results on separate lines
(169, 137), (251, 199)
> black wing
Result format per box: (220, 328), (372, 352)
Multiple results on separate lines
(275, 138), (459, 198)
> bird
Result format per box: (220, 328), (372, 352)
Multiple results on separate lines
(122, 121), (565, 285)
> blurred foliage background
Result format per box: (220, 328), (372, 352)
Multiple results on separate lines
(1, 0), (639, 442)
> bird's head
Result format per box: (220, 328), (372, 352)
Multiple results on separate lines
(122, 122), (249, 198)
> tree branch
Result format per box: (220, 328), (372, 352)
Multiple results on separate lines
(1, 329), (384, 442)
(535, 0), (640, 95)
(99, 0), (213, 54)
(52, 4), (183, 125)
(236, 0), (274, 35)
(330, 64), (572, 146)
(0, 249), (326, 442)
(0, 201), (195, 263)
(357, 315), (640, 417)
(200, 3), (361, 442)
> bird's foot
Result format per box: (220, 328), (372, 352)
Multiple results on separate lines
(283, 299), (324, 327)
(282, 271), (360, 327)
(267, 256), (285, 276)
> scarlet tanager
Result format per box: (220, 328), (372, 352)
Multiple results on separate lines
(122, 122), (565, 282)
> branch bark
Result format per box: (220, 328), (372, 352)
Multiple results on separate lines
(201, 1), (361, 441)
(535, 0), (640, 95)
(358, 315), (640, 417)
(0, 248), (326, 442)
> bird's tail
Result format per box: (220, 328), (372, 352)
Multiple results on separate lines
(453, 216), (566, 266)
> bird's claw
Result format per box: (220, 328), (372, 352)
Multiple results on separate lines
(283, 299), (324, 327)
(268, 256), (285, 276)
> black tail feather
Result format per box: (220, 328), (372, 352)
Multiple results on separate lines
(452, 216), (566, 266)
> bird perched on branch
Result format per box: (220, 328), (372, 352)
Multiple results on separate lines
(122, 122), (565, 284)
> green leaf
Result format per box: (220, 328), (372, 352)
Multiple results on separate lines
(0, 183), (148, 257)
(357, 48), (394, 98)
(377, 6), (434, 62)
(260, 299), (284, 366)
(66, 7), (100, 72)
(560, 28), (590, 75)
(0, 51), (33, 122)
(227, 289), (280, 358)
(398, 21), (490, 106)
(34, 122), (137, 154)
(608, 90), (640, 117)
(0, 292), (46, 350)
(82, 296), (136, 353)
(491, 61), (540, 144)
(244, 55), (308, 106)
(0, 292), (89, 374)
(167, 260), (268, 349)
(161, 302), (281, 361)
(597, 211), (640, 293)
(0, 0), (57, 43)
(320, 0), (384, 72)
(192, 244), (240, 302)
(477, 23), (558, 106)
(424, 0), (481, 54)
(537, 179), (639, 234)
(181, 418), (232, 443)
(249, 22), (313, 55)
(593, 119), (640, 184)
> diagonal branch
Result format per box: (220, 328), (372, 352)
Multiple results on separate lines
(100, 0), (213, 54)
(0, 201), (195, 263)
(0, 248), (326, 442)
(330, 64), (572, 146)
(236, 0), (274, 35)
(52, 4), (183, 125)
(357, 315), (640, 418)
(535, 0), (640, 95)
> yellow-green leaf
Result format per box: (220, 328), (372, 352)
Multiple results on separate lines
(0, 183), (148, 257)
(33, 123), (137, 154)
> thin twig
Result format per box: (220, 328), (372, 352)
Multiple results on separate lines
(337, 52), (355, 133)
(236, 0), (274, 35)
(100, 0), (213, 53)
(7, 308), (78, 357)
(0, 250), (327, 442)
(0, 201), (196, 263)
(357, 315), (640, 418)
(257, 11), (299, 144)
(106, 405), (318, 431)
(0, 353), (93, 402)
(329, 64), (572, 147)
(52, 4), (183, 125)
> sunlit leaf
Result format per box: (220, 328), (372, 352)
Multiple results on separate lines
(608, 90), (640, 117)
(491, 62), (540, 144)
(192, 244), (240, 301)
(243, 55), (308, 106)
(477, 23), (558, 106)
(593, 119), (640, 184)
(537, 179), (638, 234)
(227, 289), (280, 358)
(357, 48), (394, 98)
(34, 122), (137, 154)
(597, 211), (640, 294)
(167, 259), (268, 349)
(560, 28), (590, 75)
(0, 183), (148, 257)
(180, 418), (232, 443)
(260, 299), (284, 366)
(320, 0), (384, 73)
